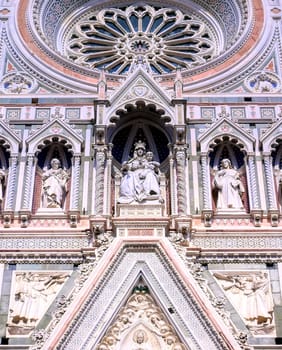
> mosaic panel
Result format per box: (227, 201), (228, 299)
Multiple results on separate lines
(6, 109), (20, 120)
(231, 107), (245, 119)
(66, 108), (80, 119)
(201, 107), (215, 119)
(260, 107), (275, 119)
(36, 108), (50, 119)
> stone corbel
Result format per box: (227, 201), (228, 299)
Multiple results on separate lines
(251, 210), (262, 227)
(95, 125), (106, 145)
(174, 125), (186, 145)
(268, 209), (279, 227)
(68, 210), (80, 228)
(2, 210), (13, 228)
(175, 220), (193, 246)
(19, 211), (31, 228)
(202, 209), (213, 227)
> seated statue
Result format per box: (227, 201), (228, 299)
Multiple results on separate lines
(213, 158), (245, 210)
(41, 158), (70, 209)
(118, 141), (162, 204)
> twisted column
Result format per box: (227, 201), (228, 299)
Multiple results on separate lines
(200, 154), (211, 210)
(70, 156), (81, 210)
(247, 155), (260, 210)
(22, 155), (35, 210)
(105, 145), (113, 216)
(4, 155), (18, 210)
(263, 155), (276, 210)
(95, 147), (106, 215)
(174, 146), (187, 215)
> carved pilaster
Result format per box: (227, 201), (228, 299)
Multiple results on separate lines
(94, 146), (107, 215)
(70, 156), (81, 210)
(174, 145), (187, 216)
(247, 155), (260, 210)
(200, 154), (212, 210)
(200, 154), (213, 226)
(263, 155), (276, 210)
(263, 154), (279, 226)
(22, 155), (35, 211)
(4, 155), (17, 211)
(105, 144), (113, 216)
(247, 155), (261, 226)
(169, 145), (177, 216)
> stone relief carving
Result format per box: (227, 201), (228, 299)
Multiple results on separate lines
(118, 141), (163, 204)
(212, 158), (245, 211)
(214, 271), (275, 336)
(41, 158), (70, 209)
(7, 271), (70, 336)
(0, 72), (37, 94)
(97, 286), (186, 349)
(245, 71), (281, 93)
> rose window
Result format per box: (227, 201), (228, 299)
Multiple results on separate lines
(65, 5), (217, 74)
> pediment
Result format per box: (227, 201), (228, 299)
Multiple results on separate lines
(261, 119), (282, 152)
(198, 118), (255, 153)
(26, 119), (83, 155)
(107, 67), (174, 124)
(42, 239), (240, 350)
(0, 120), (21, 155)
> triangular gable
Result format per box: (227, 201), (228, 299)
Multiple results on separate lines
(107, 67), (174, 124)
(261, 118), (282, 151)
(26, 119), (83, 155)
(42, 238), (241, 350)
(0, 120), (21, 155)
(198, 117), (255, 153)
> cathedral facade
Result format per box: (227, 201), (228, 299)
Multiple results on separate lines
(0, 0), (281, 349)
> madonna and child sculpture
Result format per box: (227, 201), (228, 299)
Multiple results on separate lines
(118, 141), (162, 204)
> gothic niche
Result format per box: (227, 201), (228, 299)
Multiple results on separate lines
(97, 283), (186, 349)
(210, 139), (248, 212)
(112, 124), (170, 210)
(271, 140), (282, 210)
(34, 142), (72, 212)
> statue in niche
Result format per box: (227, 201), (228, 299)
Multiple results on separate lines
(8, 272), (69, 334)
(118, 141), (162, 204)
(214, 272), (274, 334)
(213, 158), (245, 210)
(41, 158), (70, 209)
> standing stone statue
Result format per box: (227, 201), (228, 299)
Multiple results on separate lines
(118, 141), (161, 203)
(213, 158), (245, 210)
(41, 158), (70, 209)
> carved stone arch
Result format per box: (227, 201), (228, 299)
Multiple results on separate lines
(108, 98), (173, 127)
(26, 119), (83, 156)
(110, 118), (171, 166)
(23, 120), (83, 212)
(198, 119), (255, 214)
(261, 123), (282, 213)
(0, 120), (21, 156)
(0, 122), (21, 211)
(107, 68), (175, 125)
(43, 241), (239, 350)
(198, 118), (255, 155)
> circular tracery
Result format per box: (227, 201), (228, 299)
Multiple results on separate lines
(64, 5), (217, 74)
